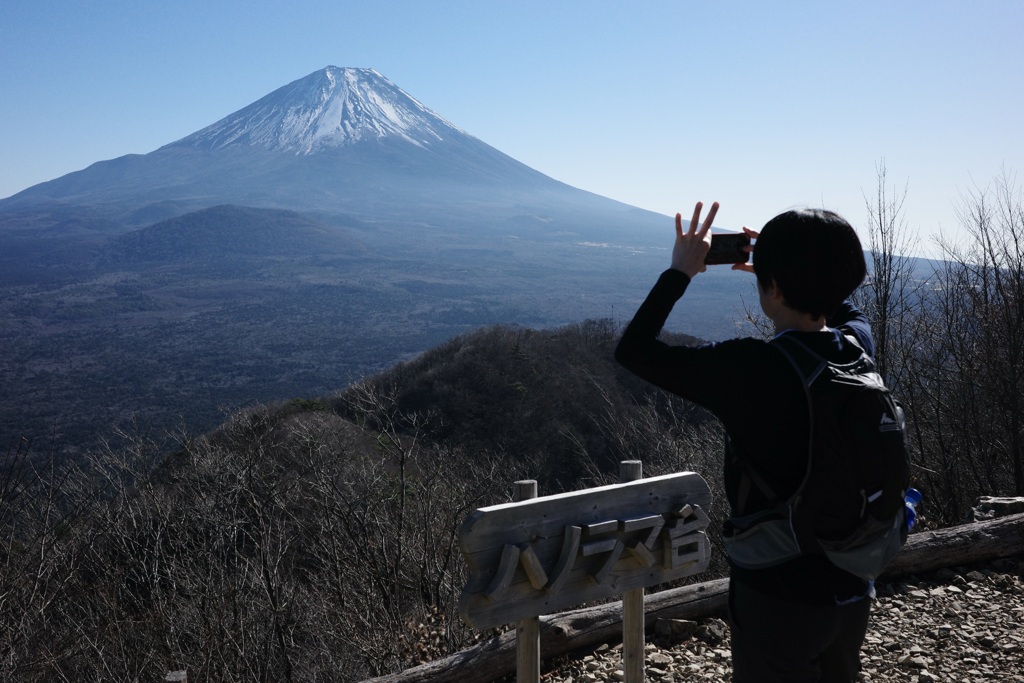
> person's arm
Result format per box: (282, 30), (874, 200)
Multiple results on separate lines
(614, 268), (692, 387)
(615, 201), (717, 384)
(614, 201), (765, 405)
(615, 267), (771, 415)
(828, 299), (875, 359)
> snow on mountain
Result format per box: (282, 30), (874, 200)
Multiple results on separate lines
(168, 66), (468, 154)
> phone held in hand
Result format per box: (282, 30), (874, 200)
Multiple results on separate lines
(705, 232), (751, 265)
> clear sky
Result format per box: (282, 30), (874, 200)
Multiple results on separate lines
(2, 1), (1021, 257)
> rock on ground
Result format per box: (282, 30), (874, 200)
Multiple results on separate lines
(539, 556), (1024, 683)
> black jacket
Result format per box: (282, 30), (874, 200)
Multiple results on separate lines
(615, 269), (873, 604)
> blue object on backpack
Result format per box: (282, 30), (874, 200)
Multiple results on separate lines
(904, 488), (922, 530)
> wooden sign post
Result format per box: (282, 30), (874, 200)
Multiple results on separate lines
(458, 466), (712, 681)
(619, 460), (645, 683)
(514, 480), (540, 683)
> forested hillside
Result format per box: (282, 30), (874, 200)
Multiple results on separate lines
(330, 319), (718, 489)
(1, 317), (730, 681)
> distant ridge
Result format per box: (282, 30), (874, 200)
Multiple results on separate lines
(100, 205), (363, 264)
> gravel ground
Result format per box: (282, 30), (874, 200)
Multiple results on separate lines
(540, 556), (1024, 682)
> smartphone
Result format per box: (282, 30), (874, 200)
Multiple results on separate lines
(705, 232), (751, 265)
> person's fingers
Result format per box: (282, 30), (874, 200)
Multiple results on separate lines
(699, 201), (719, 236)
(688, 202), (703, 236)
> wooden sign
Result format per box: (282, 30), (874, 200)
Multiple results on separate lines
(458, 472), (712, 630)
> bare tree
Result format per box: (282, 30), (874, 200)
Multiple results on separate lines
(944, 171), (1024, 495)
(857, 159), (920, 390)
(898, 169), (1024, 522)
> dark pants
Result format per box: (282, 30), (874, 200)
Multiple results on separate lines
(728, 578), (871, 683)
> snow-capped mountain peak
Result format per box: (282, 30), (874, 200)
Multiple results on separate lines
(169, 66), (467, 154)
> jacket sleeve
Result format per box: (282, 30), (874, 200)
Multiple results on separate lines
(614, 269), (692, 390)
(827, 299), (875, 359)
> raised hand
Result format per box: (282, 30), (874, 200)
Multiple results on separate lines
(671, 201), (719, 278)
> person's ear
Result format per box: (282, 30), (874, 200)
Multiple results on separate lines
(762, 279), (784, 303)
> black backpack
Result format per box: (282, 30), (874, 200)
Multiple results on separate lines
(722, 332), (912, 581)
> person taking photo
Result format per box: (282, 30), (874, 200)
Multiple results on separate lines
(615, 201), (874, 683)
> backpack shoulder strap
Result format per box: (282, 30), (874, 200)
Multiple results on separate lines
(767, 334), (818, 501)
(733, 334), (819, 513)
(771, 333), (827, 386)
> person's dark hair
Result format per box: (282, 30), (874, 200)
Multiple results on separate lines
(753, 209), (866, 319)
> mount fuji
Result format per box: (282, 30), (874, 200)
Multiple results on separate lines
(1, 66), (649, 237)
(0, 67), (749, 456)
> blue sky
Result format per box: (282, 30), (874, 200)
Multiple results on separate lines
(2, 1), (1021, 257)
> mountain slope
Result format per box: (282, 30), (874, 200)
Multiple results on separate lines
(0, 67), (583, 221)
(101, 205), (364, 265)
